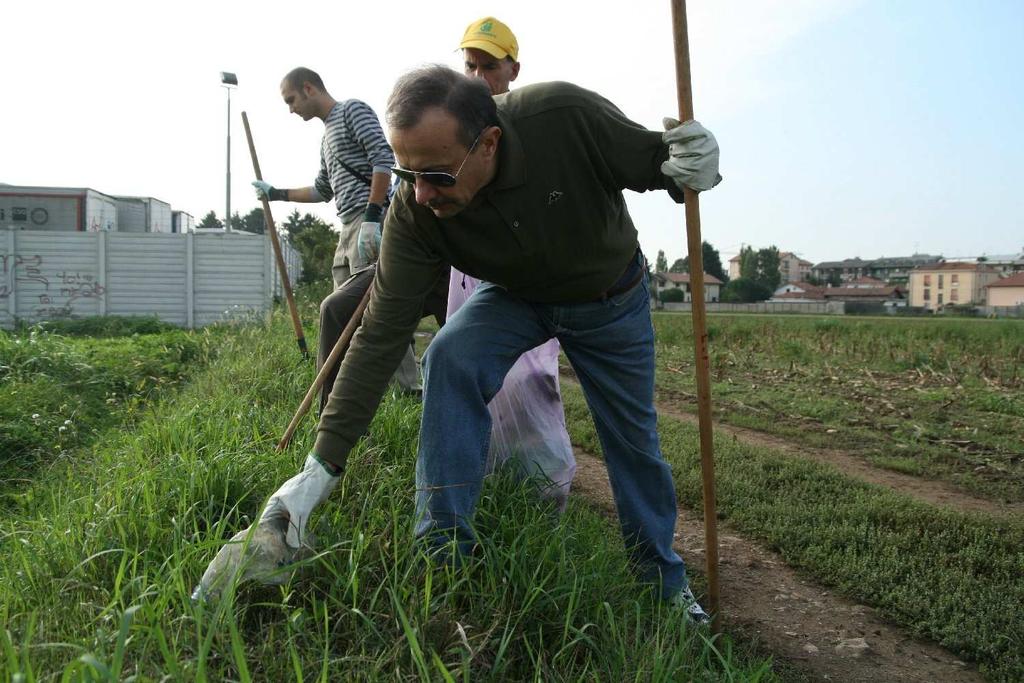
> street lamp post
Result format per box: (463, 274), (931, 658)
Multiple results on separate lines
(220, 72), (238, 232)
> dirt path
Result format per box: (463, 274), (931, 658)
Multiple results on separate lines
(652, 391), (1024, 520)
(569, 447), (984, 683)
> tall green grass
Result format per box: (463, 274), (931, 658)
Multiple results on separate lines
(0, 307), (774, 681)
(0, 318), (213, 484)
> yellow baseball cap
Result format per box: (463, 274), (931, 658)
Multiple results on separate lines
(459, 17), (519, 61)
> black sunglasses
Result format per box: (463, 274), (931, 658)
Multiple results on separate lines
(391, 130), (484, 187)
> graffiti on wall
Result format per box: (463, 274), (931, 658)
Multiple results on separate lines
(0, 253), (105, 318)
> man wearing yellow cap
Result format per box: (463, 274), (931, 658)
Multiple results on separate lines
(459, 16), (520, 97)
(448, 17), (576, 512)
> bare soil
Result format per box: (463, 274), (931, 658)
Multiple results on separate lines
(569, 447), (985, 683)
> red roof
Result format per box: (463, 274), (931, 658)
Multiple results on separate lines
(823, 286), (904, 299)
(987, 272), (1024, 288)
(773, 290), (825, 300)
(660, 272), (724, 285)
(849, 276), (885, 285)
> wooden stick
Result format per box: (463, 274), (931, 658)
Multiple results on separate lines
(241, 111), (309, 360)
(670, 0), (721, 631)
(276, 280), (373, 451)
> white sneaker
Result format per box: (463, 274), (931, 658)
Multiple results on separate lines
(670, 586), (711, 626)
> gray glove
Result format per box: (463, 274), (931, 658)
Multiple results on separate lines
(252, 180), (286, 201)
(354, 203), (383, 267)
(661, 118), (722, 192)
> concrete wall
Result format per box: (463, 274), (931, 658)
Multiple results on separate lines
(661, 301), (845, 315)
(1, 230), (301, 329)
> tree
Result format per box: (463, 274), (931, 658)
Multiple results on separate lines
(655, 250), (668, 274)
(282, 210), (338, 284)
(240, 207), (266, 234)
(677, 241), (728, 283)
(669, 258), (687, 273)
(739, 245), (781, 293)
(720, 277), (771, 303)
(659, 287), (686, 303)
(738, 245), (758, 280)
(196, 211), (222, 230)
(757, 246), (782, 292)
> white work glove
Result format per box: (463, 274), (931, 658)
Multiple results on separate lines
(355, 203), (383, 267)
(260, 452), (341, 549)
(252, 180), (286, 201)
(190, 452), (339, 603)
(661, 118), (722, 192)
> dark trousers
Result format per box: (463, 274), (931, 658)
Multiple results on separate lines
(317, 266), (450, 413)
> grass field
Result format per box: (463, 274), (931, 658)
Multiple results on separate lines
(4, 301), (1022, 680)
(0, 317), (215, 487)
(651, 313), (1024, 502)
(0, 302), (771, 681)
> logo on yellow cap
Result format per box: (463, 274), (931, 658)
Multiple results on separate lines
(460, 16), (518, 61)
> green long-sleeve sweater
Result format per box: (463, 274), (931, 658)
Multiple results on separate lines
(314, 80), (684, 465)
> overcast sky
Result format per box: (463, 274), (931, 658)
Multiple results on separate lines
(3, 0), (1021, 265)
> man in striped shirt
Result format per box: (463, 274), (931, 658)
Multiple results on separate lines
(253, 66), (425, 393)
(254, 67), (393, 285)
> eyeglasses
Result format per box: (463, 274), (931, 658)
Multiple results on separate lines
(391, 130), (484, 187)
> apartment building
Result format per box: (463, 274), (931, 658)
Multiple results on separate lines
(908, 262), (1001, 310)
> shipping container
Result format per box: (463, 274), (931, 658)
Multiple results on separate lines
(0, 185), (118, 231)
(114, 196), (173, 233)
(172, 210), (195, 233)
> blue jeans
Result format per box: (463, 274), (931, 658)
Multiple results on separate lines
(417, 262), (687, 599)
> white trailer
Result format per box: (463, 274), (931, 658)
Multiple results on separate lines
(0, 185), (118, 231)
(172, 210), (195, 233)
(114, 196), (174, 233)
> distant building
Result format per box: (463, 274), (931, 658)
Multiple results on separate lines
(770, 281), (825, 302)
(986, 272), (1024, 307)
(728, 249), (810, 283)
(113, 196), (173, 233)
(976, 250), (1024, 276)
(653, 272), (723, 302)
(727, 254), (741, 280)
(811, 257), (872, 283)
(779, 251), (813, 283)
(847, 276), (886, 288)
(908, 262), (1001, 310)
(0, 185), (184, 233)
(812, 254), (943, 285)
(822, 285), (906, 305)
(1, 185), (118, 231)
(172, 211), (195, 234)
(865, 254), (943, 284)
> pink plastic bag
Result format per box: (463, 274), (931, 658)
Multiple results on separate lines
(447, 268), (576, 509)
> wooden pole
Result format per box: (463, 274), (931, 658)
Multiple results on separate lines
(241, 111), (309, 360)
(670, 0), (721, 631)
(276, 281), (373, 451)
